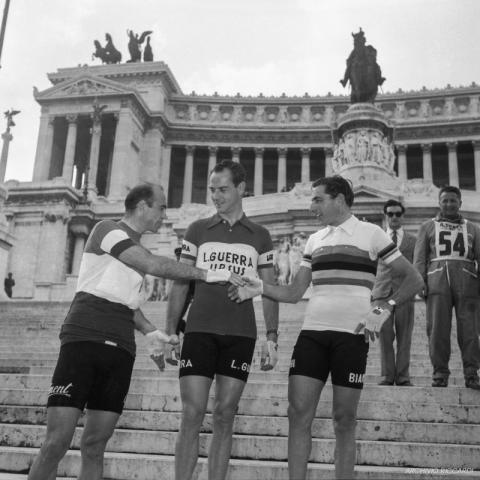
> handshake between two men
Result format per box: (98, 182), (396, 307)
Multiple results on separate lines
(147, 269), (279, 371)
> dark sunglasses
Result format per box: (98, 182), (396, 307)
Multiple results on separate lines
(386, 212), (402, 217)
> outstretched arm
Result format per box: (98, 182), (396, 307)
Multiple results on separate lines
(262, 266), (311, 303)
(118, 245), (243, 285)
(229, 266), (311, 304)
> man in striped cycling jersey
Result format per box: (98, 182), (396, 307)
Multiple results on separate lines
(229, 176), (423, 479)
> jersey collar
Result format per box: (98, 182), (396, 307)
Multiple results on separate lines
(206, 213), (254, 232)
(435, 213), (464, 224)
(319, 215), (358, 239)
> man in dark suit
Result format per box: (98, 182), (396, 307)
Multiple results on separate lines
(373, 200), (416, 386)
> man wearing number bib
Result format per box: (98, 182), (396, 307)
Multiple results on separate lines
(414, 186), (480, 389)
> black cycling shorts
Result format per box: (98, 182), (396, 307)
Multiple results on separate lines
(289, 330), (369, 389)
(47, 341), (134, 414)
(179, 332), (256, 382)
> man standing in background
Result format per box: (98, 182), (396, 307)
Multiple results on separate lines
(373, 200), (416, 386)
(414, 186), (480, 389)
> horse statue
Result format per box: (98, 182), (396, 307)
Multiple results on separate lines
(92, 33), (122, 64)
(127, 29), (152, 62)
(340, 28), (385, 103)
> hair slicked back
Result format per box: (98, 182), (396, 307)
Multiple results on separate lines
(312, 175), (354, 207)
(383, 199), (405, 215)
(211, 160), (246, 186)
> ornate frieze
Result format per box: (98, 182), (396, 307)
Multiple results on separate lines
(166, 127), (332, 145)
(332, 130), (395, 173)
(395, 123), (480, 140)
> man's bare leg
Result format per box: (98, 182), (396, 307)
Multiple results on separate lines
(288, 375), (324, 480)
(208, 375), (247, 480)
(175, 375), (212, 480)
(28, 406), (81, 480)
(332, 385), (362, 479)
(78, 409), (119, 480)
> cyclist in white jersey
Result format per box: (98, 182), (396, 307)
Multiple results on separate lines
(414, 185), (480, 389)
(229, 176), (423, 480)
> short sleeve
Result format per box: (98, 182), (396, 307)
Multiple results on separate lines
(300, 234), (315, 269)
(180, 221), (200, 262)
(95, 221), (135, 258)
(257, 229), (274, 270)
(371, 226), (401, 264)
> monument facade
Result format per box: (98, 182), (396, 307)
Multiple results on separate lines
(2, 59), (480, 300)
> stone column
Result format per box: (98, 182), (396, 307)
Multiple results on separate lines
(397, 145), (407, 181)
(87, 117), (102, 196)
(277, 147), (287, 192)
(325, 147), (334, 176)
(254, 147), (264, 196)
(141, 121), (163, 185)
(109, 108), (132, 199)
(206, 146), (217, 204)
(69, 218), (92, 276)
(421, 143), (433, 182)
(182, 145), (194, 204)
(473, 141), (480, 192)
(301, 147), (311, 183)
(447, 141), (459, 187)
(160, 143), (172, 197)
(32, 115), (55, 182)
(232, 147), (240, 163)
(71, 236), (86, 275)
(62, 114), (78, 185)
(0, 131), (12, 183)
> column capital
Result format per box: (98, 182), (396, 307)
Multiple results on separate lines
(66, 114), (78, 124)
(396, 144), (407, 154)
(208, 146), (218, 155)
(301, 147), (311, 156)
(277, 147), (287, 156)
(254, 147), (264, 156)
(472, 140), (480, 151)
(421, 143), (432, 153)
(185, 145), (195, 155)
(231, 146), (241, 156)
(47, 116), (55, 127)
(447, 141), (457, 152)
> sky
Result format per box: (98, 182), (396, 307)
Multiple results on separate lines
(0, 0), (479, 181)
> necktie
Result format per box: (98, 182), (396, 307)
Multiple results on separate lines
(391, 230), (398, 246)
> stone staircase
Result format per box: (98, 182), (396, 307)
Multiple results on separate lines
(0, 300), (479, 479)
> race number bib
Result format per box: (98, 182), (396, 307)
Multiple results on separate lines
(434, 221), (469, 260)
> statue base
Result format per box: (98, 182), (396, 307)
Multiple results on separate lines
(332, 103), (397, 187)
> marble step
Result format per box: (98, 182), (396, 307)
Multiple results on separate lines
(0, 424), (479, 469)
(4, 374), (479, 404)
(2, 447), (478, 480)
(20, 366), (467, 386)
(1, 406), (479, 445)
(1, 390), (480, 424)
